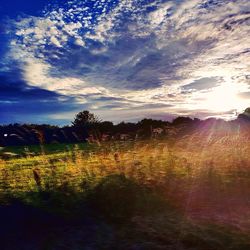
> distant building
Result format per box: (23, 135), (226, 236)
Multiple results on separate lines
(152, 128), (164, 137)
(101, 134), (111, 141)
(120, 134), (131, 140)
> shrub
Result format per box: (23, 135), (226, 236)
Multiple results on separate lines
(88, 174), (140, 222)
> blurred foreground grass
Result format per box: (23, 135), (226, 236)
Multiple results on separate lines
(0, 135), (250, 249)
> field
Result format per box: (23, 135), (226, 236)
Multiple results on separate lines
(0, 133), (250, 250)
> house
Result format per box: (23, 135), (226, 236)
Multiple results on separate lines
(101, 134), (111, 141)
(120, 134), (130, 140)
(152, 128), (164, 137)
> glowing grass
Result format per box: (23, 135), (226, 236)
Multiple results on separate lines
(0, 135), (250, 231)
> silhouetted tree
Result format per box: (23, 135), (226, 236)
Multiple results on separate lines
(115, 122), (137, 134)
(172, 116), (193, 126)
(238, 108), (250, 121)
(98, 121), (114, 133)
(72, 110), (100, 128)
(72, 110), (101, 141)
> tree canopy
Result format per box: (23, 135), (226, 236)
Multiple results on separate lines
(72, 110), (100, 128)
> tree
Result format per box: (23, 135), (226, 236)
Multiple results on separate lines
(72, 110), (100, 128)
(72, 110), (101, 141)
(98, 121), (114, 133)
(238, 108), (250, 121)
(172, 116), (193, 126)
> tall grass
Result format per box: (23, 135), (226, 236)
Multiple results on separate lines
(1, 134), (250, 249)
(1, 134), (249, 222)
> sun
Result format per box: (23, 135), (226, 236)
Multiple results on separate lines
(205, 83), (239, 111)
(199, 81), (248, 115)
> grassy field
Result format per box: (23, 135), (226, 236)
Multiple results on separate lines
(0, 142), (95, 156)
(0, 134), (250, 249)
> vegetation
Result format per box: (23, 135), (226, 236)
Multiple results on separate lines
(1, 108), (250, 148)
(1, 109), (250, 249)
(0, 129), (250, 249)
(72, 110), (101, 128)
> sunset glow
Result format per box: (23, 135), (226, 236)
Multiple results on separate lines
(1, 1), (250, 248)
(0, 0), (249, 123)
(201, 82), (248, 113)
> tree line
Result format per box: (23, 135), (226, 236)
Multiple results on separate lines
(0, 108), (250, 147)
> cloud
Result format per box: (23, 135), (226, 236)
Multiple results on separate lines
(238, 91), (250, 99)
(0, 70), (82, 124)
(182, 77), (222, 91)
(1, 0), (250, 123)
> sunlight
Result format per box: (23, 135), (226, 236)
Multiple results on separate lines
(200, 81), (247, 114)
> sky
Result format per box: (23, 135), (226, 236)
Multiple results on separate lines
(0, 0), (249, 125)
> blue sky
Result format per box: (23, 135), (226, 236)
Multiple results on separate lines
(0, 0), (48, 17)
(0, 0), (249, 124)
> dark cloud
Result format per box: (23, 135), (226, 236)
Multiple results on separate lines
(182, 77), (222, 91)
(91, 96), (125, 102)
(47, 35), (215, 90)
(0, 72), (81, 124)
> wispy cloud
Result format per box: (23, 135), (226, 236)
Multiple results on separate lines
(1, 0), (250, 123)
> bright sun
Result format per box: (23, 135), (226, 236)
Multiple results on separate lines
(199, 81), (248, 115)
(205, 83), (239, 111)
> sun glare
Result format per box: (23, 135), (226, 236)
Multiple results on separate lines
(201, 81), (247, 114)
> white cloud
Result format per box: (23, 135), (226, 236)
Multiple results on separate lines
(50, 36), (62, 47)
(74, 38), (85, 46)
(3, 0), (250, 121)
(148, 2), (173, 27)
